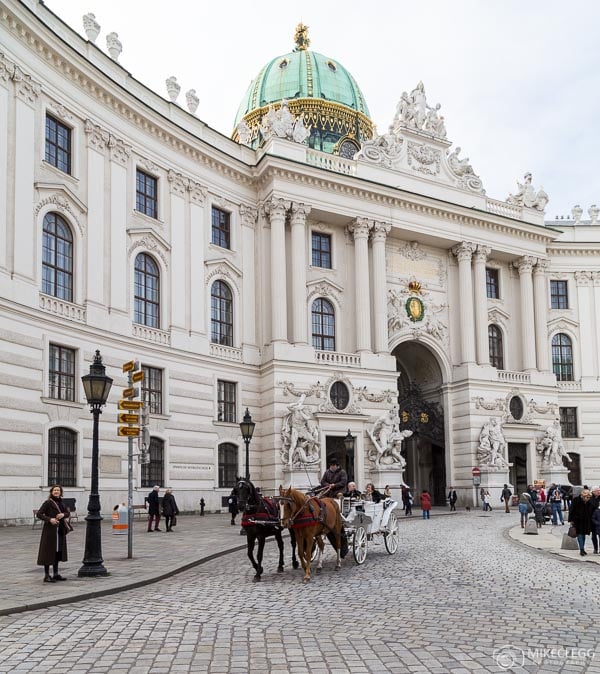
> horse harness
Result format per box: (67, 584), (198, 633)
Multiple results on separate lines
(282, 494), (331, 530)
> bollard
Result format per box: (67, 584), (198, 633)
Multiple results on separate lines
(112, 503), (128, 535)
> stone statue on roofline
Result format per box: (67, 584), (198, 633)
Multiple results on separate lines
(392, 82), (447, 140)
(506, 172), (549, 211)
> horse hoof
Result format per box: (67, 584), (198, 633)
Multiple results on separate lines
(293, 561), (300, 570)
(316, 567), (322, 574)
(253, 575), (261, 582)
(335, 566), (341, 571)
(303, 577), (311, 583)
(277, 567), (284, 573)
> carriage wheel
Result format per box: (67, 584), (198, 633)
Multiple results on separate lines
(384, 512), (399, 554)
(353, 526), (368, 565)
(310, 538), (319, 562)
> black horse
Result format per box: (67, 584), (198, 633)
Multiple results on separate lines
(233, 477), (299, 582)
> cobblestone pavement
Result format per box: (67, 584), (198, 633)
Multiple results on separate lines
(1, 512), (600, 673)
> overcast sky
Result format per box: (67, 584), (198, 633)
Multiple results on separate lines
(45, 0), (600, 219)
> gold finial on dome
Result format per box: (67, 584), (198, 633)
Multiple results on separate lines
(294, 23), (310, 51)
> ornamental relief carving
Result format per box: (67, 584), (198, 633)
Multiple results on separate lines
(48, 102), (73, 122)
(108, 136), (131, 165)
(472, 396), (506, 412)
(307, 281), (343, 309)
(204, 262), (241, 293)
(397, 241), (426, 261)
(575, 271), (593, 286)
(239, 204), (258, 228)
(34, 194), (85, 236)
(189, 181), (207, 205)
(138, 157), (160, 174)
(0, 51), (13, 83)
(407, 141), (441, 175)
(128, 234), (169, 269)
(13, 65), (41, 103)
(388, 279), (448, 345)
(84, 119), (109, 151)
(318, 372), (361, 414)
(167, 169), (189, 196)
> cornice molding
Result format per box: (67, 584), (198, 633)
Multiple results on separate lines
(256, 165), (555, 246)
(0, 7), (253, 186)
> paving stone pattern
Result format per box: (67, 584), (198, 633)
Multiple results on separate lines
(1, 512), (600, 673)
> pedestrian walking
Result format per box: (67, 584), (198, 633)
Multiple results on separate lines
(162, 488), (179, 532)
(518, 492), (533, 529)
(36, 485), (71, 583)
(501, 484), (512, 513)
(568, 489), (595, 556)
(590, 486), (600, 553)
(480, 486), (486, 510)
(483, 490), (493, 512)
(200, 497), (205, 516)
(548, 483), (564, 525)
(420, 490), (432, 520)
(447, 488), (457, 512)
(401, 486), (413, 516)
(147, 485), (161, 532)
(228, 490), (239, 525)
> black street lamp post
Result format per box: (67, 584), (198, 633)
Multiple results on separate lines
(344, 429), (355, 454)
(79, 350), (113, 577)
(239, 408), (255, 480)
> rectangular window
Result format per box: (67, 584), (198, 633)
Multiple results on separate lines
(559, 407), (577, 438)
(211, 207), (231, 248)
(142, 366), (163, 415)
(136, 169), (158, 219)
(312, 233), (332, 269)
(550, 280), (568, 309)
(218, 443), (238, 488)
(486, 268), (500, 299)
(49, 344), (76, 401)
(217, 380), (237, 423)
(45, 114), (72, 174)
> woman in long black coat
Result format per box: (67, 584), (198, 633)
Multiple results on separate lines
(37, 485), (70, 582)
(162, 488), (179, 532)
(569, 489), (595, 556)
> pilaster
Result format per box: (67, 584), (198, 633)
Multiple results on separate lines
(515, 256), (537, 371)
(265, 197), (290, 343)
(451, 241), (476, 364)
(533, 259), (550, 372)
(348, 217), (372, 353)
(371, 221), (391, 354)
(290, 202), (311, 345)
(473, 245), (490, 365)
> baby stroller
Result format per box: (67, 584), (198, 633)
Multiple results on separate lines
(533, 501), (546, 528)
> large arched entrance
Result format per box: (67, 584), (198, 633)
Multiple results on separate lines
(392, 341), (446, 505)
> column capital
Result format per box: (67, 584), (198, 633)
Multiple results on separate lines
(240, 204), (258, 228)
(473, 245), (491, 263)
(371, 221), (391, 242)
(348, 217), (372, 240)
(575, 270), (593, 287)
(84, 119), (110, 152)
(514, 255), (536, 275)
(290, 202), (311, 225)
(264, 197), (290, 220)
(167, 169), (189, 196)
(533, 258), (549, 274)
(451, 241), (476, 262)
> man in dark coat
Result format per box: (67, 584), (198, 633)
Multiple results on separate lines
(501, 484), (512, 514)
(228, 490), (239, 525)
(320, 457), (348, 496)
(569, 489), (595, 556)
(147, 485), (161, 532)
(447, 488), (458, 511)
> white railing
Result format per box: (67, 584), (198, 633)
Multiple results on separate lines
(210, 343), (243, 362)
(557, 381), (582, 391)
(497, 370), (531, 384)
(315, 350), (361, 366)
(306, 149), (356, 176)
(486, 198), (524, 220)
(39, 294), (86, 323)
(132, 324), (170, 345)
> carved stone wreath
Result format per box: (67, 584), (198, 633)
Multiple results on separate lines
(407, 142), (441, 175)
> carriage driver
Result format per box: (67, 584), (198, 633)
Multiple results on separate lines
(320, 456), (349, 558)
(320, 456), (348, 497)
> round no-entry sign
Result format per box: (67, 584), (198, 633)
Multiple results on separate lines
(472, 467), (481, 476)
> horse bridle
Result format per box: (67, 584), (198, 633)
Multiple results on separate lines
(278, 493), (318, 527)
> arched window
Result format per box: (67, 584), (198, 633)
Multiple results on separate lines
(48, 427), (77, 487)
(42, 213), (73, 301)
(141, 437), (164, 488)
(552, 333), (573, 381)
(488, 324), (504, 370)
(312, 298), (335, 351)
(218, 442), (238, 488)
(211, 281), (233, 346)
(134, 253), (160, 328)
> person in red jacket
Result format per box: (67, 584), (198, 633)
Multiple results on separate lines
(420, 490), (432, 519)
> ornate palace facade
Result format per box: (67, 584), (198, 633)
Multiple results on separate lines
(1, 2), (599, 522)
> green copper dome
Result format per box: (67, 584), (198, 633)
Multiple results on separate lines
(233, 24), (373, 155)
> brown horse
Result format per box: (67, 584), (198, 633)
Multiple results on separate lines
(279, 486), (344, 582)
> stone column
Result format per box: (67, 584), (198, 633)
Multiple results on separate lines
(371, 221), (391, 354)
(290, 202), (311, 344)
(348, 218), (372, 353)
(515, 256), (537, 371)
(189, 182), (207, 336)
(265, 197), (290, 343)
(533, 259), (550, 372)
(240, 205), (258, 346)
(451, 242), (476, 364)
(167, 170), (189, 332)
(473, 245), (491, 365)
(576, 271), (596, 378)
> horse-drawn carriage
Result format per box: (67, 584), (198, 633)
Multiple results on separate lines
(341, 496), (399, 564)
(234, 477), (400, 582)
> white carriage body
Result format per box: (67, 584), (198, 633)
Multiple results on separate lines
(341, 497), (399, 563)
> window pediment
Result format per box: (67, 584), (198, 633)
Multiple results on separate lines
(547, 316), (578, 332)
(128, 230), (170, 269)
(205, 259), (242, 293)
(34, 183), (86, 235)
